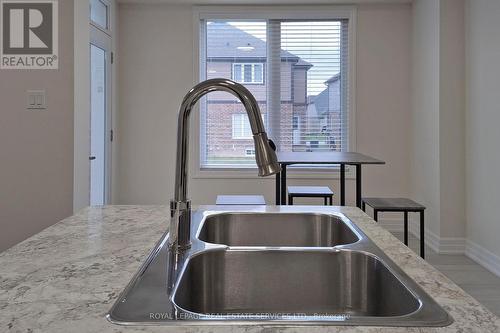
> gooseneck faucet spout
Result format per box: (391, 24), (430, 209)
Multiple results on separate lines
(169, 78), (281, 250)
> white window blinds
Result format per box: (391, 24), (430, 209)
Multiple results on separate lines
(200, 16), (350, 169)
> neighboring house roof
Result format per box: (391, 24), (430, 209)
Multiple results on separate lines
(325, 73), (341, 84)
(309, 89), (330, 114)
(308, 72), (341, 116)
(207, 22), (312, 68)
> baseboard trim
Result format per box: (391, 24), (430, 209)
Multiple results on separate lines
(377, 216), (450, 253)
(465, 240), (500, 278)
(376, 216), (465, 254)
(371, 216), (500, 277)
(408, 223), (465, 254)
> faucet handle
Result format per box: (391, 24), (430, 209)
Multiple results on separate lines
(268, 139), (277, 152)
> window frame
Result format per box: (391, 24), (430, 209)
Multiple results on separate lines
(232, 63), (264, 84)
(192, 6), (357, 179)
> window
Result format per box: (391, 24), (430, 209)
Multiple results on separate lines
(232, 114), (253, 139)
(90, 0), (109, 30)
(292, 116), (300, 130)
(232, 63), (264, 84)
(245, 148), (256, 156)
(232, 113), (267, 139)
(199, 10), (352, 169)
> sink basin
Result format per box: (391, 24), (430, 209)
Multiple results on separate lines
(107, 206), (452, 327)
(173, 249), (419, 319)
(198, 212), (359, 247)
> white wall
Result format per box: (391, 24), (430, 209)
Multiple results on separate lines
(0, 0), (74, 252)
(410, 0), (466, 250)
(117, 4), (194, 204)
(439, 0), (465, 239)
(73, 0), (91, 211)
(116, 3), (412, 206)
(411, 0), (441, 239)
(465, 0), (500, 270)
(356, 3), (412, 212)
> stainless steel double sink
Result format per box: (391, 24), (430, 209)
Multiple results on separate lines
(107, 206), (452, 327)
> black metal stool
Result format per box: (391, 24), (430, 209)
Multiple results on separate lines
(362, 197), (426, 258)
(287, 186), (333, 205)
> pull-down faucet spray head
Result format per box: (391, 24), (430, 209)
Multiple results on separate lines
(253, 133), (280, 177)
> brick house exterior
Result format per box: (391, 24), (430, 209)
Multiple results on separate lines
(203, 22), (340, 164)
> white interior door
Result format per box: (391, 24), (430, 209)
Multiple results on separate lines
(90, 25), (111, 205)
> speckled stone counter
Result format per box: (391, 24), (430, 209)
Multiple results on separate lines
(1, 205), (499, 332)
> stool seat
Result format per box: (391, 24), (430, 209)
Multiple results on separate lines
(287, 186), (334, 206)
(361, 197), (425, 211)
(287, 186), (333, 196)
(216, 195), (266, 205)
(362, 197), (426, 259)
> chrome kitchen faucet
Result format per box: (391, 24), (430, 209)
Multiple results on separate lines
(169, 78), (280, 250)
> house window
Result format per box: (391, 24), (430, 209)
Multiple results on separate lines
(232, 114), (253, 139)
(232, 113), (267, 139)
(199, 12), (352, 169)
(232, 63), (264, 84)
(292, 116), (300, 130)
(245, 148), (256, 156)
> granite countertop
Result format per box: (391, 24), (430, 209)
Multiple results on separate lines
(1, 205), (499, 332)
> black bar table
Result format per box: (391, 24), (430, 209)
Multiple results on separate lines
(274, 152), (385, 208)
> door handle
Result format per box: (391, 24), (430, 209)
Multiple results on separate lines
(89, 156), (96, 160)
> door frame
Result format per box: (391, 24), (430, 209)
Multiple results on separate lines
(73, 0), (116, 212)
(90, 24), (112, 205)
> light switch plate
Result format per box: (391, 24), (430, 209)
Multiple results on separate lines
(26, 90), (46, 110)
